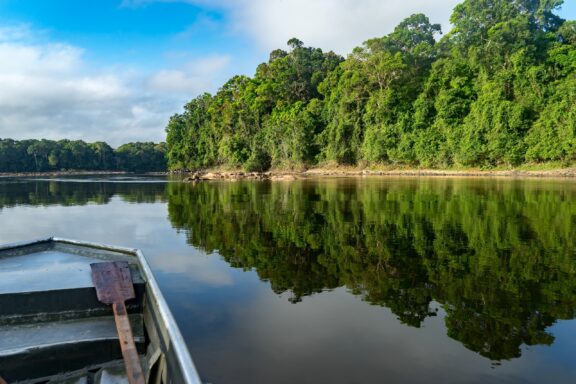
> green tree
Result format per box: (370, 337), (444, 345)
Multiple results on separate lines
(115, 142), (167, 172)
(163, 0), (574, 171)
(525, 75), (576, 161)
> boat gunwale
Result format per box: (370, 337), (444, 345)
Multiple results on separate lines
(0, 236), (203, 384)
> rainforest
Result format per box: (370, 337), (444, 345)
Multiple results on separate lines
(165, 0), (576, 171)
(0, 139), (167, 173)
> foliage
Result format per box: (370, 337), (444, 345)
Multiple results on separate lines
(165, 39), (344, 169)
(0, 139), (167, 172)
(115, 142), (168, 172)
(166, 1), (575, 170)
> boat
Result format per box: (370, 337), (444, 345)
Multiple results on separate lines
(0, 237), (203, 384)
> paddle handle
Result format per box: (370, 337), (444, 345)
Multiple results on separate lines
(113, 301), (146, 384)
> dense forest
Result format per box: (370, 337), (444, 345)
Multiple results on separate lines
(0, 139), (167, 173)
(166, 0), (576, 171)
(167, 179), (576, 361)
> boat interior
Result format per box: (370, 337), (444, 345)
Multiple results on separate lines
(0, 239), (191, 384)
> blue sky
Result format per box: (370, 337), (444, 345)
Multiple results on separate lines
(0, 0), (574, 146)
(0, 0), (254, 70)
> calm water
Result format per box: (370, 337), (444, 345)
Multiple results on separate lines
(1, 176), (576, 383)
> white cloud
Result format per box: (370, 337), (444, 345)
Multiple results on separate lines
(0, 25), (228, 146)
(227, 0), (461, 54)
(0, 43), (82, 74)
(120, 0), (461, 54)
(148, 55), (230, 94)
(148, 69), (211, 94)
(159, 0), (460, 54)
(186, 54), (229, 75)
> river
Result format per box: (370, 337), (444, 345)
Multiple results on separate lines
(1, 175), (575, 383)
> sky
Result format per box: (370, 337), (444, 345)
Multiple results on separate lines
(0, 0), (574, 147)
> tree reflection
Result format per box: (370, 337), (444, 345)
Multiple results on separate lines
(167, 178), (576, 361)
(0, 180), (167, 208)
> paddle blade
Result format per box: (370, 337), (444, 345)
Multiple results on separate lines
(91, 261), (135, 304)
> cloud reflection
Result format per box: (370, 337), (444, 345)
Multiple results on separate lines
(0, 197), (233, 288)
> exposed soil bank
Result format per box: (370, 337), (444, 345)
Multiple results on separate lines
(4, 167), (574, 180)
(177, 167), (576, 182)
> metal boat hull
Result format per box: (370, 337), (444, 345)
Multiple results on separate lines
(0, 238), (202, 384)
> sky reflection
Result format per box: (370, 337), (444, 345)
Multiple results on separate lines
(1, 177), (576, 383)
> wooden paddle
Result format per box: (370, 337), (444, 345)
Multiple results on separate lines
(91, 261), (145, 384)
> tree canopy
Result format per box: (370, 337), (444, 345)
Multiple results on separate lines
(0, 139), (167, 173)
(166, 0), (575, 170)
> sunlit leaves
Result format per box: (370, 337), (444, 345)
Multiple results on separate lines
(164, 0), (575, 170)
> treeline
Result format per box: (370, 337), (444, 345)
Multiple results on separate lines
(0, 139), (167, 173)
(166, 0), (576, 170)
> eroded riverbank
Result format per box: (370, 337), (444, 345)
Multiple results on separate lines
(3, 166), (576, 181)
(178, 166), (576, 181)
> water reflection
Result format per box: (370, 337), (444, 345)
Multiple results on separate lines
(1, 175), (576, 378)
(166, 178), (576, 361)
(0, 178), (167, 208)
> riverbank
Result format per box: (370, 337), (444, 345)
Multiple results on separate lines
(3, 166), (576, 180)
(178, 165), (576, 182)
